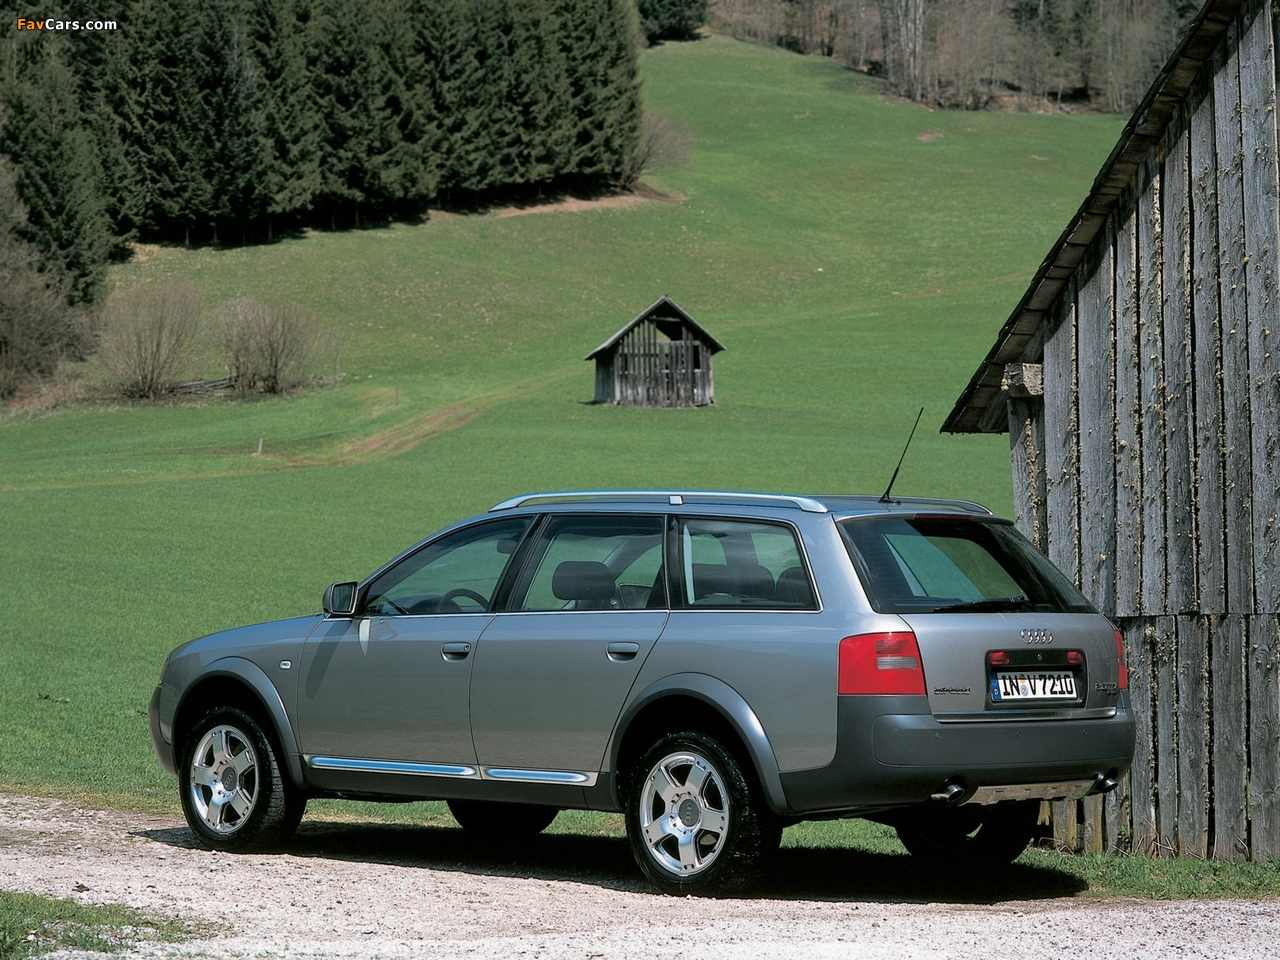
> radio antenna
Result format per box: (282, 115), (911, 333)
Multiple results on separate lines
(879, 407), (924, 504)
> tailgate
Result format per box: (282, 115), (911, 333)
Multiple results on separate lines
(900, 612), (1121, 718)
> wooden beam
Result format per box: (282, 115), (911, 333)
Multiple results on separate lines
(1079, 235), (1117, 615)
(1241, 0), (1280, 614)
(1191, 70), (1227, 616)
(1001, 363), (1043, 397)
(1115, 199), (1143, 619)
(1215, 13), (1256, 615)
(1163, 114), (1199, 614)
(1138, 154), (1168, 616)
(1044, 296), (1080, 587)
(1213, 614), (1250, 859)
(1176, 616), (1210, 857)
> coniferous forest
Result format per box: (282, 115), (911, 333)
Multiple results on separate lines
(0, 0), (643, 305)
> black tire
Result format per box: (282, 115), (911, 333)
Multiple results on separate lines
(179, 707), (305, 851)
(895, 799), (1039, 867)
(447, 799), (559, 837)
(626, 731), (781, 896)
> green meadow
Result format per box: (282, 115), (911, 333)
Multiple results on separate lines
(2, 33), (1130, 849)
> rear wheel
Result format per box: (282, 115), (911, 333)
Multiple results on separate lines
(626, 731), (781, 896)
(895, 799), (1039, 867)
(179, 707), (305, 851)
(447, 799), (559, 838)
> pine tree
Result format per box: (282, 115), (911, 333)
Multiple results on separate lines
(420, 0), (489, 198)
(636, 0), (707, 43)
(505, 0), (571, 186)
(311, 0), (404, 223)
(247, 0), (324, 234)
(112, 0), (209, 241)
(0, 36), (112, 303)
(0, 150), (87, 397)
(553, 0), (642, 181)
(193, 0), (271, 241)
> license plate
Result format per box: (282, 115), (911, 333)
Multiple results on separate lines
(990, 671), (1077, 701)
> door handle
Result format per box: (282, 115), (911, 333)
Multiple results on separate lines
(442, 642), (472, 661)
(607, 642), (640, 662)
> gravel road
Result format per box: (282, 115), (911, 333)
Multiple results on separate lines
(1, 794), (1276, 959)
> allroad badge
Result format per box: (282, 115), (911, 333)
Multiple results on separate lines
(1021, 628), (1053, 644)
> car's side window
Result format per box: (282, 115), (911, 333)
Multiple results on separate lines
(515, 515), (666, 611)
(677, 518), (816, 609)
(363, 518), (531, 615)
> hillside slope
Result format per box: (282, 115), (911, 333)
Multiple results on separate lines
(0, 34), (1123, 800)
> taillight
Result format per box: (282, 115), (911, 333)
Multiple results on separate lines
(1067, 650), (1085, 665)
(1114, 629), (1129, 690)
(839, 632), (926, 695)
(988, 650), (1011, 666)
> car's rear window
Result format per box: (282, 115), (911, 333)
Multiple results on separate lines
(837, 515), (1094, 614)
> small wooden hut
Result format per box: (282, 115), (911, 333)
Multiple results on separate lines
(586, 297), (725, 407)
(945, 0), (1280, 862)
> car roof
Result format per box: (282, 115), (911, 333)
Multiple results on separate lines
(488, 490), (995, 519)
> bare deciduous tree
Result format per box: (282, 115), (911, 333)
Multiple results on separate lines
(98, 285), (205, 400)
(617, 111), (697, 190)
(222, 298), (332, 395)
(710, 0), (1191, 111)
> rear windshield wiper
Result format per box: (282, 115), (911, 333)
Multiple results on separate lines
(930, 595), (1031, 613)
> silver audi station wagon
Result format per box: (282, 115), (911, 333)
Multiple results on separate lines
(150, 491), (1134, 894)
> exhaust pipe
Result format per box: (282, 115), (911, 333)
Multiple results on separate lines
(930, 781), (966, 804)
(1093, 769), (1120, 795)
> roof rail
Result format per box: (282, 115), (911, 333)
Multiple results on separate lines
(489, 490), (830, 514)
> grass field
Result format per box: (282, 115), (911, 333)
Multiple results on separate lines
(0, 32), (1165, 888)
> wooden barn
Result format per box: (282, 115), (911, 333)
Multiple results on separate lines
(945, 0), (1280, 861)
(586, 297), (724, 407)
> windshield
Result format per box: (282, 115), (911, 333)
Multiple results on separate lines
(837, 515), (1094, 614)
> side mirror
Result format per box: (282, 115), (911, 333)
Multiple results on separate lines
(323, 581), (358, 616)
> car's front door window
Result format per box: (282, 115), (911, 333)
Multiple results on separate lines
(363, 518), (531, 616)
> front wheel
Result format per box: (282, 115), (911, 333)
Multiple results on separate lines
(179, 707), (305, 851)
(895, 799), (1039, 867)
(626, 732), (780, 896)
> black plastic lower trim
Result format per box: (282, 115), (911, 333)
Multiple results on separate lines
(779, 693), (1135, 815)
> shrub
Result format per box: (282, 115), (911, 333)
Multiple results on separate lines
(98, 285), (205, 399)
(222, 298), (329, 395)
(617, 110), (696, 189)
(637, 0), (708, 42)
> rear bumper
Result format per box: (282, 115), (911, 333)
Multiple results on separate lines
(779, 693), (1135, 815)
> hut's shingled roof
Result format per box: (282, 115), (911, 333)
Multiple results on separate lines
(585, 296), (726, 361)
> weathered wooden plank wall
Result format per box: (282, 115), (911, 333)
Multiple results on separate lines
(608, 322), (715, 408)
(1004, 0), (1280, 861)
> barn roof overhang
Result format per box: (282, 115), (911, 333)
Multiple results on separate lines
(942, 0), (1243, 435)
(584, 295), (727, 361)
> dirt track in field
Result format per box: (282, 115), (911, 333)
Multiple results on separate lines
(2, 794), (1276, 959)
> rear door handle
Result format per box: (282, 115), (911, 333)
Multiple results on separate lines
(442, 642), (472, 661)
(607, 642), (640, 662)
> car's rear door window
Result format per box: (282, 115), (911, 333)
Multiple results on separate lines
(676, 518), (816, 609)
(514, 515), (666, 611)
(838, 515), (1093, 614)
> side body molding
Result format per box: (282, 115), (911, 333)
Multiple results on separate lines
(178, 656), (306, 789)
(610, 673), (790, 815)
